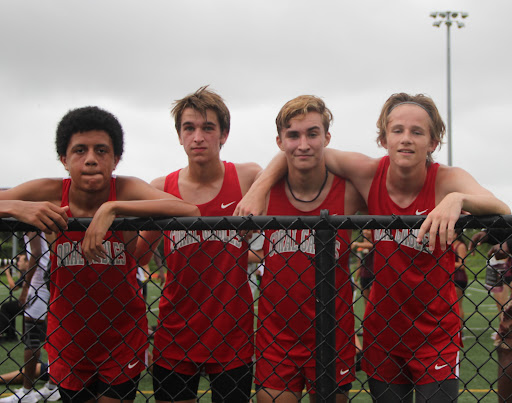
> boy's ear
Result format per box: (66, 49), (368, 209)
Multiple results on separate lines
(429, 139), (439, 153)
(276, 135), (284, 151)
(60, 155), (68, 171)
(324, 131), (331, 147)
(220, 129), (229, 146)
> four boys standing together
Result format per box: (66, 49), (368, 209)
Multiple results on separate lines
(0, 86), (509, 403)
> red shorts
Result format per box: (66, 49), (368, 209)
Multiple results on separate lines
(255, 358), (354, 394)
(49, 349), (147, 391)
(362, 346), (459, 385)
(158, 357), (250, 376)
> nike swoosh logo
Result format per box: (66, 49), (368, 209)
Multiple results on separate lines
(415, 209), (428, 215)
(340, 369), (350, 375)
(128, 362), (138, 369)
(435, 363), (448, 370)
(221, 201), (236, 209)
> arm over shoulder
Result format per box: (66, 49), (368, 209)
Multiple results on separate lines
(324, 149), (378, 201)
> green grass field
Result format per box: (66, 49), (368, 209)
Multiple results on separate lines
(0, 241), (507, 402)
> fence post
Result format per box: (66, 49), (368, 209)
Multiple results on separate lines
(315, 209), (337, 403)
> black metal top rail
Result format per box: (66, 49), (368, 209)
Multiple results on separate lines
(0, 214), (511, 232)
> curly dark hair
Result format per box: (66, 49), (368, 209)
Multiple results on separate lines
(55, 106), (124, 157)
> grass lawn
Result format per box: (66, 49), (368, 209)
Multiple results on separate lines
(0, 239), (507, 402)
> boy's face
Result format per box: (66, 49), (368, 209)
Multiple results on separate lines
(178, 108), (228, 163)
(60, 130), (120, 193)
(276, 111), (330, 172)
(382, 104), (438, 168)
(17, 255), (29, 271)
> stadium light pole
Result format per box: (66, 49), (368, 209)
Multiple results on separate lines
(430, 11), (468, 167)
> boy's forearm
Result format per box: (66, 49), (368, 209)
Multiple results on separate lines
(461, 193), (511, 216)
(108, 199), (200, 218)
(250, 153), (287, 196)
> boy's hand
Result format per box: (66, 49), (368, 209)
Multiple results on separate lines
(13, 201), (69, 234)
(417, 193), (463, 251)
(82, 202), (115, 262)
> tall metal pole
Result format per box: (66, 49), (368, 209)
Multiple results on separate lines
(315, 209), (336, 403)
(430, 11), (468, 167)
(446, 15), (453, 166)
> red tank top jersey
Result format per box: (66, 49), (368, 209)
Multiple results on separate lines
(257, 176), (354, 368)
(47, 178), (148, 372)
(365, 156), (461, 358)
(153, 161), (253, 366)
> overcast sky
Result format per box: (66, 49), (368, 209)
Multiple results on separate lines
(1, 0), (511, 209)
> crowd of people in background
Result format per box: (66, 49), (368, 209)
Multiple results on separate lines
(0, 86), (511, 403)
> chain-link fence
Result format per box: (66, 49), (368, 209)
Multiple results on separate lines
(1, 214), (512, 402)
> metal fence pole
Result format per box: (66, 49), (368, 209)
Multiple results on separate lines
(315, 210), (337, 403)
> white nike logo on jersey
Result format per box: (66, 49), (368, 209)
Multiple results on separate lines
(435, 363), (448, 370)
(415, 209), (428, 215)
(128, 362), (138, 369)
(340, 369), (350, 375)
(221, 201), (236, 209)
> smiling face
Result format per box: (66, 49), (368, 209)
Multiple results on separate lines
(277, 111), (331, 172)
(381, 104), (438, 169)
(60, 130), (119, 193)
(178, 107), (228, 164)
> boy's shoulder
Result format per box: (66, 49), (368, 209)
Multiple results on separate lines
(0, 177), (63, 204)
(233, 161), (262, 195)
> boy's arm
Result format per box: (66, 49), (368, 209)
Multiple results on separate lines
(418, 166), (511, 251)
(0, 179), (68, 233)
(324, 149), (378, 202)
(233, 149), (376, 216)
(3, 265), (16, 290)
(18, 232), (43, 307)
(234, 154), (287, 216)
(82, 176), (200, 262)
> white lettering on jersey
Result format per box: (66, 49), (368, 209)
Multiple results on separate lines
(268, 229), (341, 259)
(56, 241), (127, 267)
(374, 228), (430, 253)
(169, 230), (243, 253)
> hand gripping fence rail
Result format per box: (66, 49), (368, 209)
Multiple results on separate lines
(1, 213), (512, 402)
